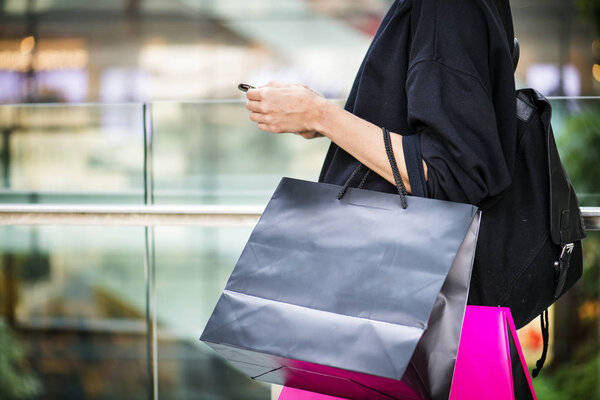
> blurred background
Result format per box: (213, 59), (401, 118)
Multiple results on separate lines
(0, 0), (599, 103)
(0, 0), (599, 399)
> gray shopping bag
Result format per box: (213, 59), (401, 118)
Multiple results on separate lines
(201, 174), (480, 400)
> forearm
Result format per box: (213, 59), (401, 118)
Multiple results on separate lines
(245, 82), (424, 192)
(314, 100), (413, 193)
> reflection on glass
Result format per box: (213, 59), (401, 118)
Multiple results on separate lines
(154, 226), (269, 399)
(0, 104), (145, 204)
(551, 98), (600, 207)
(152, 101), (331, 205)
(0, 225), (149, 399)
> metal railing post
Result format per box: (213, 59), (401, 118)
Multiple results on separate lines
(143, 102), (158, 400)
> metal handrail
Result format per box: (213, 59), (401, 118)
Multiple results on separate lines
(0, 204), (265, 226)
(0, 204), (598, 230)
(583, 207), (600, 230)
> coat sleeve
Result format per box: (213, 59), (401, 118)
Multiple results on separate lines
(405, 59), (513, 205)
(403, 0), (517, 206)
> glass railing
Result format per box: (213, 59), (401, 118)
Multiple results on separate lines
(0, 103), (146, 204)
(0, 98), (599, 400)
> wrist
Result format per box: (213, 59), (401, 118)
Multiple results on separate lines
(312, 96), (336, 137)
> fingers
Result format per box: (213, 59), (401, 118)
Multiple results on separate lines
(257, 123), (270, 132)
(245, 81), (301, 134)
(245, 99), (262, 112)
(249, 112), (266, 123)
(246, 88), (261, 101)
(248, 100), (279, 132)
(257, 123), (282, 133)
(246, 82), (282, 101)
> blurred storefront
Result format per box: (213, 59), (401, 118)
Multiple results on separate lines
(0, 0), (597, 104)
(0, 0), (376, 103)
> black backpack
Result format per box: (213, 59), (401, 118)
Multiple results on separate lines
(469, 87), (587, 328)
(469, 0), (587, 375)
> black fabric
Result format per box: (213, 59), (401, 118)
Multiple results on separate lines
(402, 134), (428, 198)
(473, 0), (586, 330)
(319, 0), (586, 331)
(470, 88), (585, 329)
(319, 0), (517, 207)
(494, 0), (515, 56)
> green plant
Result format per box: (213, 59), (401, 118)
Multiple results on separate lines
(0, 325), (42, 400)
(533, 352), (600, 399)
(557, 108), (600, 200)
(577, 0), (600, 34)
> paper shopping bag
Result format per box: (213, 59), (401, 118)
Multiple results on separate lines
(201, 177), (480, 400)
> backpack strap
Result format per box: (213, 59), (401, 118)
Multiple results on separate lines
(531, 309), (549, 378)
(493, 0), (519, 71)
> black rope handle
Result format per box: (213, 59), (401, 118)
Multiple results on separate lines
(532, 309), (549, 378)
(337, 127), (409, 209)
(358, 168), (371, 188)
(338, 163), (368, 199)
(382, 127), (409, 209)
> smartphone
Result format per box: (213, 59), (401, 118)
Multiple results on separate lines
(238, 83), (256, 92)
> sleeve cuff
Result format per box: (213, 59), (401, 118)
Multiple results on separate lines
(402, 134), (429, 198)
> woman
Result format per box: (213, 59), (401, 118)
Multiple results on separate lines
(245, 0), (517, 211)
(243, 2), (523, 397)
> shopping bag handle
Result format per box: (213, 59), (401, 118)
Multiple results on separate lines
(337, 164), (370, 199)
(337, 127), (409, 209)
(383, 127), (409, 208)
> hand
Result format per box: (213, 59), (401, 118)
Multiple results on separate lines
(245, 81), (327, 138)
(296, 130), (324, 139)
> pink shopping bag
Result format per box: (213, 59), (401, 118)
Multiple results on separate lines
(279, 306), (537, 400)
(449, 306), (537, 400)
(278, 387), (349, 400)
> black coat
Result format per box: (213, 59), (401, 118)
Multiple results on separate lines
(319, 0), (517, 207)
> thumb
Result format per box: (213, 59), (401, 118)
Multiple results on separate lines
(264, 80), (286, 88)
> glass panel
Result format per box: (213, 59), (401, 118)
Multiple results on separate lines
(0, 225), (149, 399)
(151, 101), (332, 205)
(0, 104), (145, 204)
(550, 98), (600, 207)
(0, 96), (597, 399)
(154, 225), (269, 400)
